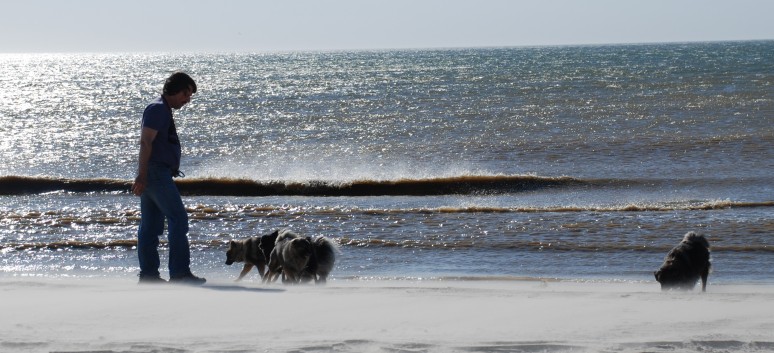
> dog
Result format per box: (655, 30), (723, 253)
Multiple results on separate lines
(654, 232), (711, 292)
(225, 229), (279, 281)
(265, 229), (313, 284)
(300, 236), (340, 284)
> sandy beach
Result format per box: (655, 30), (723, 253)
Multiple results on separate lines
(1, 278), (773, 353)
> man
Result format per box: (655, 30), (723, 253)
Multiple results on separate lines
(131, 72), (205, 285)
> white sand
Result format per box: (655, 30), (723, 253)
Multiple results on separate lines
(1, 278), (773, 353)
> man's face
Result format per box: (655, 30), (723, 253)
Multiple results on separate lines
(168, 87), (193, 109)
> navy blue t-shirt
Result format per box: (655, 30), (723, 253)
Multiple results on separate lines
(141, 96), (181, 171)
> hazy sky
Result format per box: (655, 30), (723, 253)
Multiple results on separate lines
(2, 0), (773, 53)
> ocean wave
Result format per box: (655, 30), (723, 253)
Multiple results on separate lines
(0, 176), (130, 195)
(0, 175), (770, 199)
(1, 200), (773, 230)
(0, 175), (584, 196)
(2, 175), (771, 199)
(3, 237), (773, 253)
(378, 200), (774, 213)
(337, 237), (774, 253)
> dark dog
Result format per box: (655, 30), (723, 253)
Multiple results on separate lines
(265, 229), (313, 284)
(654, 232), (711, 292)
(300, 236), (340, 284)
(225, 230), (279, 281)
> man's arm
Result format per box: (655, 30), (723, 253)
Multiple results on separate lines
(131, 127), (158, 196)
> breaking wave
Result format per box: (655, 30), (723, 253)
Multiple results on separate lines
(0, 175), (584, 196)
(3, 174), (771, 198)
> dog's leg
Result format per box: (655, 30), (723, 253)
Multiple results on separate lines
(257, 263), (266, 280)
(237, 263), (254, 281)
(263, 268), (278, 283)
(262, 270), (272, 283)
(282, 269), (299, 284)
(265, 248), (281, 284)
(272, 271), (281, 283)
(701, 266), (709, 292)
(264, 267), (279, 283)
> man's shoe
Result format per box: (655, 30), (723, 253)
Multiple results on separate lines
(138, 274), (167, 284)
(169, 273), (206, 285)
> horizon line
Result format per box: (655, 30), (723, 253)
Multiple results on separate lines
(1, 39), (772, 56)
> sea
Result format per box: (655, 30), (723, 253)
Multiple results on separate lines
(1, 41), (772, 284)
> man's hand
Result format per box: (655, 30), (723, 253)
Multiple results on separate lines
(132, 176), (147, 196)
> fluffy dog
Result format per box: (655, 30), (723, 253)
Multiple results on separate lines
(265, 229), (313, 284)
(301, 236), (340, 284)
(654, 232), (711, 292)
(225, 229), (279, 281)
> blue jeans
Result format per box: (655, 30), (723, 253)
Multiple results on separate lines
(137, 163), (191, 278)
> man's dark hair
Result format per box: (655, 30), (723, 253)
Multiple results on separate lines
(163, 72), (197, 95)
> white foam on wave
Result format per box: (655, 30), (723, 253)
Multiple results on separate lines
(189, 153), (499, 183)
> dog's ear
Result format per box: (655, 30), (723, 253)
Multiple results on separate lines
(229, 240), (236, 248)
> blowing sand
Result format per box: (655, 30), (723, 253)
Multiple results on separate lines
(1, 278), (773, 353)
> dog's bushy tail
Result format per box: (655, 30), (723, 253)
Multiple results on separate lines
(314, 236), (342, 255)
(682, 231), (710, 249)
(310, 236), (340, 282)
(312, 236), (341, 267)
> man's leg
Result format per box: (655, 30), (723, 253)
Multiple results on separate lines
(146, 167), (191, 278)
(137, 193), (164, 278)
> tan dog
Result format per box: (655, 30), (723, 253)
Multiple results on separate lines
(225, 230), (279, 281)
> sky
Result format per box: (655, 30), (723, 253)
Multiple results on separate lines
(1, 0), (773, 53)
